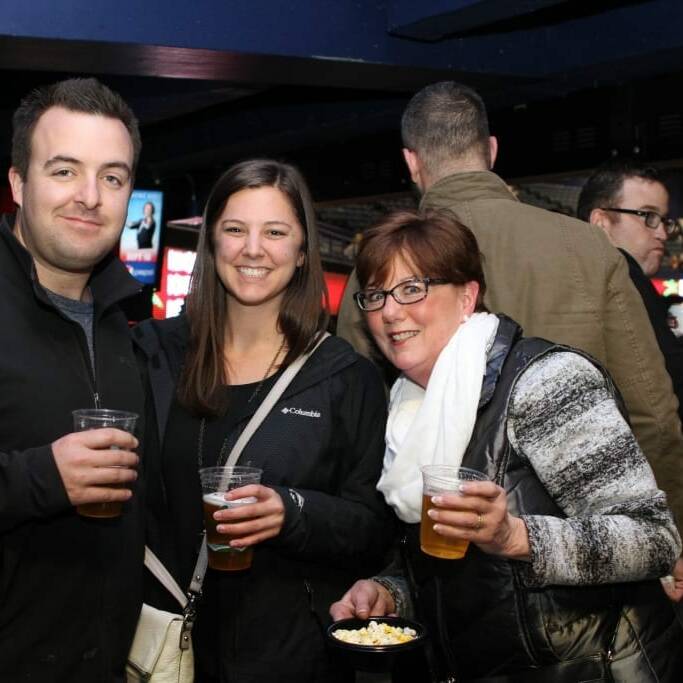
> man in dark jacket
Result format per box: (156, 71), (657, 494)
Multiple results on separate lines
(578, 159), (683, 426)
(0, 78), (146, 681)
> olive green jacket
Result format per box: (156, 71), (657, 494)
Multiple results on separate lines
(337, 170), (683, 533)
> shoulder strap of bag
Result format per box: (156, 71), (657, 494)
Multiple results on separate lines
(189, 332), (330, 595)
(144, 546), (187, 609)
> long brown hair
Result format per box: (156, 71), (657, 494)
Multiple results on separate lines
(178, 159), (329, 416)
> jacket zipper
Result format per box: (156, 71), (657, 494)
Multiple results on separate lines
(73, 313), (100, 409)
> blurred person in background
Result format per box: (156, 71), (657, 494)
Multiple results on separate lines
(578, 158), (683, 426)
(127, 199), (156, 249)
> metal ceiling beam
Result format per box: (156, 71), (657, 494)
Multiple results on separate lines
(387, 0), (567, 41)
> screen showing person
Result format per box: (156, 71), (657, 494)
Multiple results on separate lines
(119, 189), (164, 284)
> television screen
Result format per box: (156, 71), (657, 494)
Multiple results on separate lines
(119, 189), (163, 285)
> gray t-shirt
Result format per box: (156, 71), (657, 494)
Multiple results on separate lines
(45, 289), (95, 372)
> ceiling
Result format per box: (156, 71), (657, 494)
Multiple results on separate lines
(1, 0), (683, 232)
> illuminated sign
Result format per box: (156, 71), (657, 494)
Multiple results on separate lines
(651, 278), (683, 296)
(154, 247), (196, 319)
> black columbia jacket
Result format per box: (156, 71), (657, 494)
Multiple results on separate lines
(0, 214), (146, 681)
(134, 315), (394, 682)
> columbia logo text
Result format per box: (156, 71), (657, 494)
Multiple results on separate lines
(281, 407), (321, 418)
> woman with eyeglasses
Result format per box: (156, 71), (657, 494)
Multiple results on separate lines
(330, 209), (683, 683)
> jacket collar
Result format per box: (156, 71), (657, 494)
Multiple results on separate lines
(135, 314), (359, 406)
(1, 212), (140, 311)
(478, 314), (523, 409)
(421, 170), (518, 206)
(618, 247), (645, 275)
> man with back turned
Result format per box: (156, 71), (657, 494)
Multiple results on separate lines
(0, 78), (145, 680)
(337, 81), (683, 598)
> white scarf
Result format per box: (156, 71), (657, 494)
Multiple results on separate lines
(377, 312), (499, 522)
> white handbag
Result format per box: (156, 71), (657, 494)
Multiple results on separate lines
(126, 548), (198, 682)
(127, 333), (330, 682)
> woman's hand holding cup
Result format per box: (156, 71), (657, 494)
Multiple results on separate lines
(214, 484), (285, 547)
(428, 479), (531, 561)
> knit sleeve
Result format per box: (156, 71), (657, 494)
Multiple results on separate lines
(507, 351), (680, 587)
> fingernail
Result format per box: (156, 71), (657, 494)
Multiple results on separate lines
(458, 483), (468, 494)
(431, 495), (443, 505)
(427, 509), (437, 519)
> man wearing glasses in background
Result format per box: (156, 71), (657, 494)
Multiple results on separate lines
(578, 159), (683, 426)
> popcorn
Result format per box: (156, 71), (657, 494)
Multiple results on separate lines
(332, 620), (417, 646)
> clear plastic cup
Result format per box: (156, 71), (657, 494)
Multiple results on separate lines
(420, 465), (488, 559)
(199, 466), (262, 571)
(72, 409), (138, 518)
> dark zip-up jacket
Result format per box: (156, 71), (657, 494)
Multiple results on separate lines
(620, 248), (683, 424)
(134, 316), (394, 682)
(406, 316), (683, 683)
(0, 214), (146, 682)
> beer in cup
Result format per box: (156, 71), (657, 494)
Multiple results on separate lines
(420, 465), (488, 559)
(72, 408), (138, 518)
(199, 466), (262, 571)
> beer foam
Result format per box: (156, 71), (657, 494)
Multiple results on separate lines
(203, 492), (257, 508)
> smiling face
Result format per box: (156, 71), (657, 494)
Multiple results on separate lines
(602, 177), (670, 276)
(213, 185), (305, 313)
(365, 254), (477, 387)
(8, 106), (134, 290)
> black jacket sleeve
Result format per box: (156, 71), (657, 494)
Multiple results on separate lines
(0, 444), (71, 533)
(269, 357), (395, 568)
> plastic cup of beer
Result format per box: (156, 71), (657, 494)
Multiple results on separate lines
(420, 465), (488, 560)
(199, 466), (263, 571)
(72, 408), (139, 518)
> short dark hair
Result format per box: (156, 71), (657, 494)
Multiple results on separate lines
(356, 209), (487, 311)
(179, 158), (329, 417)
(12, 77), (141, 179)
(577, 158), (661, 223)
(401, 81), (491, 175)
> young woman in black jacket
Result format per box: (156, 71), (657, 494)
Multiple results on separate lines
(136, 159), (393, 682)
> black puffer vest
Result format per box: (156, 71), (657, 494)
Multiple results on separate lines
(405, 316), (683, 683)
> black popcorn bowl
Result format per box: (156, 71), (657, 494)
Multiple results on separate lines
(327, 616), (427, 673)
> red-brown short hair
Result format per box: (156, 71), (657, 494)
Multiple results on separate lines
(356, 209), (487, 311)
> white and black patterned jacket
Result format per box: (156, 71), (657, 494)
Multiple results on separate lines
(401, 315), (683, 683)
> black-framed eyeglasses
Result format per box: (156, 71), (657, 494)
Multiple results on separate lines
(354, 277), (448, 312)
(600, 207), (679, 237)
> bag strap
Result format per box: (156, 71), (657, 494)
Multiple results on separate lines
(189, 332), (330, 595)
(143, 546), (187, 609)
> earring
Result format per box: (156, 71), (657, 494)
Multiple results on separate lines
(462, 314), (470, 323)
